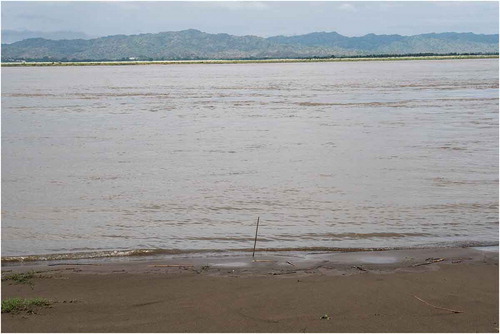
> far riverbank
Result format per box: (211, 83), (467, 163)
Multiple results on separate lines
(1, 54), (497, 67)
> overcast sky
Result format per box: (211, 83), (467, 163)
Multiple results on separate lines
(2, 1), (499, 38)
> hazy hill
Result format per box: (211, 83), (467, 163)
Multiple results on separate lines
(2, 29), (498, 61)
(1, 30), (92, 44)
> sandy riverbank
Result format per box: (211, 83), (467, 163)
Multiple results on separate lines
(1, 247), (498, 332)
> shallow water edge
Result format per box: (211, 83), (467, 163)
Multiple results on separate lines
(2, 242), (498, 265)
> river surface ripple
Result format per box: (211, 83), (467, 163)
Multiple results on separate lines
(2, 59), (498, 257)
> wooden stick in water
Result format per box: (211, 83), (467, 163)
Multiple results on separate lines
(252, 217), (260, 258)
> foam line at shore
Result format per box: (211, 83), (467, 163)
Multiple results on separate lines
(2, 241), (497, 264)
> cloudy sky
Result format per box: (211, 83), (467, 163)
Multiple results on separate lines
(2, 1), (498, 38)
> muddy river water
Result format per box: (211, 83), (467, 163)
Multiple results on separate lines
(2, 59), (498, 259)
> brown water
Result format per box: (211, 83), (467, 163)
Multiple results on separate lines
(2, 59), (498, 259)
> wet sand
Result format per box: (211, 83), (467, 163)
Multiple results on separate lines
(1, 247), (498, 332)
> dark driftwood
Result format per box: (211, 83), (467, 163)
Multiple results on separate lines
(353, 266), (367, 272)
(148, 264), (193, 268)
(414, 295), (463, 313)
(48, 263), (99, 266)
(412, 258), (445, 267)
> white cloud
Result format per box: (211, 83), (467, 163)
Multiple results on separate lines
(201, 1), (271, 11)
(338, 3), (357, 13)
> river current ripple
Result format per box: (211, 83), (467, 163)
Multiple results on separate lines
(2, 59), (498, 258)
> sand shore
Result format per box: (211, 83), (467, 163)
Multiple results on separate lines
(1, 246), (498, 332)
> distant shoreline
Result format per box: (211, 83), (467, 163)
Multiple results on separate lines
(1, 54), (497, 67)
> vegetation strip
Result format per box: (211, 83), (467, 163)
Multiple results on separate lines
(1, 271), (36, 285)
(1, 298), (51, 313)
(1, 54), (497, 67)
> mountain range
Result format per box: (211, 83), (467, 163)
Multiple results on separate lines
(2, 30), (93, 44)
(2, 29), (498, 61)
